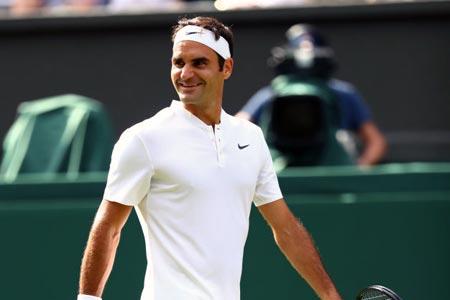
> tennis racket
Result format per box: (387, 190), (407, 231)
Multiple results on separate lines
(357, 285), (402, 300)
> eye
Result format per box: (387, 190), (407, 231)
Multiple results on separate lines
(193, 59), (208, 68)
(172, 59), (184, 68)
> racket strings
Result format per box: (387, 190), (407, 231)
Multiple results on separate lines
(359, 289), (393, 300)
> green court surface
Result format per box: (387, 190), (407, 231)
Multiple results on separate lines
(0, 163), (449, 299)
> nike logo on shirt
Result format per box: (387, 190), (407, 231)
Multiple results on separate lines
(238, 144), (249, 150)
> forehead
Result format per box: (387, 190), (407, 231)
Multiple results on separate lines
(172, 40), (217, 60)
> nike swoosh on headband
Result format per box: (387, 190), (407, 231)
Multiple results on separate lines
(173, 25), (231, 59)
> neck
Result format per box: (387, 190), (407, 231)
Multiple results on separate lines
(183, 100), (222, 126)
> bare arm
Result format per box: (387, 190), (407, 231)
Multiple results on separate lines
(258, 199), (341, 300)
(79, 200), (133, 297)
(357, 121), (387, 166)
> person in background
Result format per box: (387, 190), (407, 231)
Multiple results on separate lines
(107, 0), (181, 13)
(77, 16), (342, 300)
(9, 0), (108, 15)
(236, 24), (387, 166)
(9, 0), (43, 15)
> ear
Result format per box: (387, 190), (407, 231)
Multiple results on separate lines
(223, 58), (234, 80)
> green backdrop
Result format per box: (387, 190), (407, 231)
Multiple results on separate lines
(0, 163), (449, 300)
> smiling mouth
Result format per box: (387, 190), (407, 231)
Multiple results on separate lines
(178, 82), (202, 89)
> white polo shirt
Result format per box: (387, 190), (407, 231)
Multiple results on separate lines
(104, 100), (282, 300)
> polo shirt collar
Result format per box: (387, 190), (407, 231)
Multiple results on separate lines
(170, 100), (228, 130)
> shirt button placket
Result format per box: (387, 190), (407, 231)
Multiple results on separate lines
(216, 127), (224, 167)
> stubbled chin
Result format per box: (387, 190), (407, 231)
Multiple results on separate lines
(177, 87), (200, 100)
(178, 93), (197, 103)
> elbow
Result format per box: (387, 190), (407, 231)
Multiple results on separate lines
(274, 233), (295, 254)
(109, 227), (122, 247)
(272, 219), (300, 251)
(374, 134), (388, 163)
(374, 130), (388, 156)
(91, 219), (122, 246)
(273, 231), (287, 249)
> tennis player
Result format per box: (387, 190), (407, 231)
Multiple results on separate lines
(78, 16), (342, 300)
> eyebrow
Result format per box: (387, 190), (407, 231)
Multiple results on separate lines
(192, 57), (209, 64)
(171, 56), (210, 64)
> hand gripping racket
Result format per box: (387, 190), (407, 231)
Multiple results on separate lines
(357, 285), (402, 300)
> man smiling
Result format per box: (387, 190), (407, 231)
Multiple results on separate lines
(171, 23), (233, 124)
(77, 16), (341, 300)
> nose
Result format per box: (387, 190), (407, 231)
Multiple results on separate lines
(180, 64), (194, 80)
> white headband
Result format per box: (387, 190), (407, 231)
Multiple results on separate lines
(173, 25), (231, 59)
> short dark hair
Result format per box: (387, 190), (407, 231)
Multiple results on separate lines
(171, 16), (234, 71)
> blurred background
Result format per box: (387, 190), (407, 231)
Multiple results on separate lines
(0, 0), (449, 300)
(1, 0), (449, 163)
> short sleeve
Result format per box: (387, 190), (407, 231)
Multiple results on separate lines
(330, 79), (372, 130)
(253, 128), (283, 207)
(345, 90), (372, 130)
(103, 128), (154, 206)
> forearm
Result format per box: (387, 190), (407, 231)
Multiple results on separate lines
(274, 220), (341, 300)
(357, 123), (387, 166)
(358, 139), (386, 165)
(79, 222), (121, 297)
